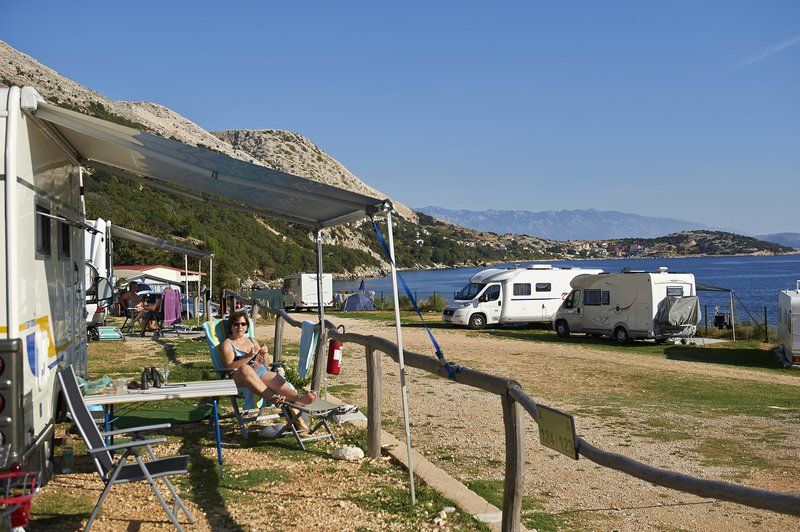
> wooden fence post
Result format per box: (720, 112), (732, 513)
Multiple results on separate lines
(311, 326), (328, 393)
(366, 346), (382, 458)
(273, 314), (284, 363)
(501, 394), (525, 532)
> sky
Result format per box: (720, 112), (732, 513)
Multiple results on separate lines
(4, 1), (799, 234)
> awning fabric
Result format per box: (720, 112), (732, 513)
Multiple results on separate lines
(28, 96), (388, 228)
(111, 225), (211, 259)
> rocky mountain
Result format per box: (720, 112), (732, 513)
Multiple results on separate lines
(756, 233), (800, 250)
(417, 206), (724, 240)
(0, 40), (413, 220)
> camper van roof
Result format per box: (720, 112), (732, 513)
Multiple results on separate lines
(21, 87), (387, 229)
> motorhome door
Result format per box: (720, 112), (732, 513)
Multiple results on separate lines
(561, 289), (582, 330)
(482, 283), (502, 323)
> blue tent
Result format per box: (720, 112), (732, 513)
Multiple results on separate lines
(342, 292), (377, 311)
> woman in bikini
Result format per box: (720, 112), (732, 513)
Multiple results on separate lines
(220, 310), (316, 406)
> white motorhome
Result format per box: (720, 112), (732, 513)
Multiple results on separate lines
(777, 281), (800, 369)
(282, 273), (333, 311)
(1, 87), (113, 480)
(552, 267), (700, 342)
(442, 265), (604, 329)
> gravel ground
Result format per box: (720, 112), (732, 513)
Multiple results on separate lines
(270, 313), (800, 531)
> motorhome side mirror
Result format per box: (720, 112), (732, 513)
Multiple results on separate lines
(96, 278), (114, 303)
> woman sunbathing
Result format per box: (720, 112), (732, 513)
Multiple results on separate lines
(220, 310), (316, 406)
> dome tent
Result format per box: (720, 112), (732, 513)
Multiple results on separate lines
(342, 292), (377, 311)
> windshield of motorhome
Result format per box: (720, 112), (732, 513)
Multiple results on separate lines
(456, 283), (484, 300)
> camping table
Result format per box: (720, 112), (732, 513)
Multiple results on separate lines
(83, 380), (238, 465)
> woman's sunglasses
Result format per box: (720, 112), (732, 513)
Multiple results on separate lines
(232, 322), (248, 328)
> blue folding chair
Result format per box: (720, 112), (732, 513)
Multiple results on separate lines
(203, 318), (269, 443)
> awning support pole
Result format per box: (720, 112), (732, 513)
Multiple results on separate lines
(311, 229), (328, 396)
(385, 209), (416, 504)
(184, 254), (189, 321)
(209, 254), (214, 306)
(730, 291), (736, 342)
(197, 259), (202, 324)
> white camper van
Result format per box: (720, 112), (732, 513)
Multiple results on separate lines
(282, 273), (333, 311)
(442, 265), (604, 329)
(1, 86), (113, 481)
(777, 281), (800, 369)
(552, 267), (700, 342)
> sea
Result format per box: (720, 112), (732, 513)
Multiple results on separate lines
(334, 254), (800, 325)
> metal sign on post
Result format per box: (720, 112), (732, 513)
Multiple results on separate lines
(535, 404), (578, 460)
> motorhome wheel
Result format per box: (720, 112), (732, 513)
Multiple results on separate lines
(468, 314), (486, 330)
(614, 326), (630, 343)
(555, 320), (570, 337)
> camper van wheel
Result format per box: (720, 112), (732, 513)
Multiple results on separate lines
(614, 326), (630, 343)
(468, 314), (486, 330)
(555, 320), (570, 337)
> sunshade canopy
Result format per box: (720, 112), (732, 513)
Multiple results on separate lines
(111, 224), (211, 259)
(24, 89), (388, 228)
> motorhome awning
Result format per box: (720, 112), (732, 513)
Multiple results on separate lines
(24, 94), (388, 228)
(110, 225), (211, 259)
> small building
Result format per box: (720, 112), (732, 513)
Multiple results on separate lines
(115, 264), (203, 286)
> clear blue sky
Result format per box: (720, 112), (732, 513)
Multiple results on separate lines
(5, 1), (799, 233)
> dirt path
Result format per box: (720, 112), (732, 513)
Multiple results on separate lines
(260, 314), (800, 531)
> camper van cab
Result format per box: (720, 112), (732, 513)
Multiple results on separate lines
(553, 268), (700, 342)
(777, 281), (800, 369)
(442, 265), (603, 329)
(282, 273), (333, 311)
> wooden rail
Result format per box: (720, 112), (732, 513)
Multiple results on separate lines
(227, 294), (800, 530)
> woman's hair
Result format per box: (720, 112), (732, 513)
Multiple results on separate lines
(228, 310), (250, 334)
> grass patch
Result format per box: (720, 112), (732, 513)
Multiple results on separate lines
(467, 479), (577, 531)
(478, 328), (794, 375)
(29, 489), (94, 529)
(691, 437), (775, 471)
(354, 481), (488, 531)
(328, 383), (360, 399)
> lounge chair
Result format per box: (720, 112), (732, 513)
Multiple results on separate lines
(57, 366), (194, 531)
(203, 318), (274, 439)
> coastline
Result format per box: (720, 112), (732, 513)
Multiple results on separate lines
(332, 249), (800, 281)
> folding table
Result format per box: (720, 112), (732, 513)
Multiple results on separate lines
(83, 380), (238, 465)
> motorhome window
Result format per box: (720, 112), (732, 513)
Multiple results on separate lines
(485, 284), (501, 301)
(666, 286), (684, 297)
(601, 290), (610, 305)
(584, 289), (602, 306)
(35, 205), (52, 257)
(565, 289), (581, 308)
(456, 283), (483, 300)
(535, 283), (551, 292)
(513, 283), (531, 296)
(58, 221), (71, 260)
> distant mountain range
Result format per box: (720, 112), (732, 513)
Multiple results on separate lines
(416, 207), (732, 241)
(756, 233), (800, 250)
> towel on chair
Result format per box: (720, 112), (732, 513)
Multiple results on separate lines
(162, 289), (182, 326)
(297, 321), (319, 378)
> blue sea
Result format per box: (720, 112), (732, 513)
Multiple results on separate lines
(334, 255), (800, 325)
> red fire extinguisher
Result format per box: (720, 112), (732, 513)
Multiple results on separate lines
(327, 325), (345, 375)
